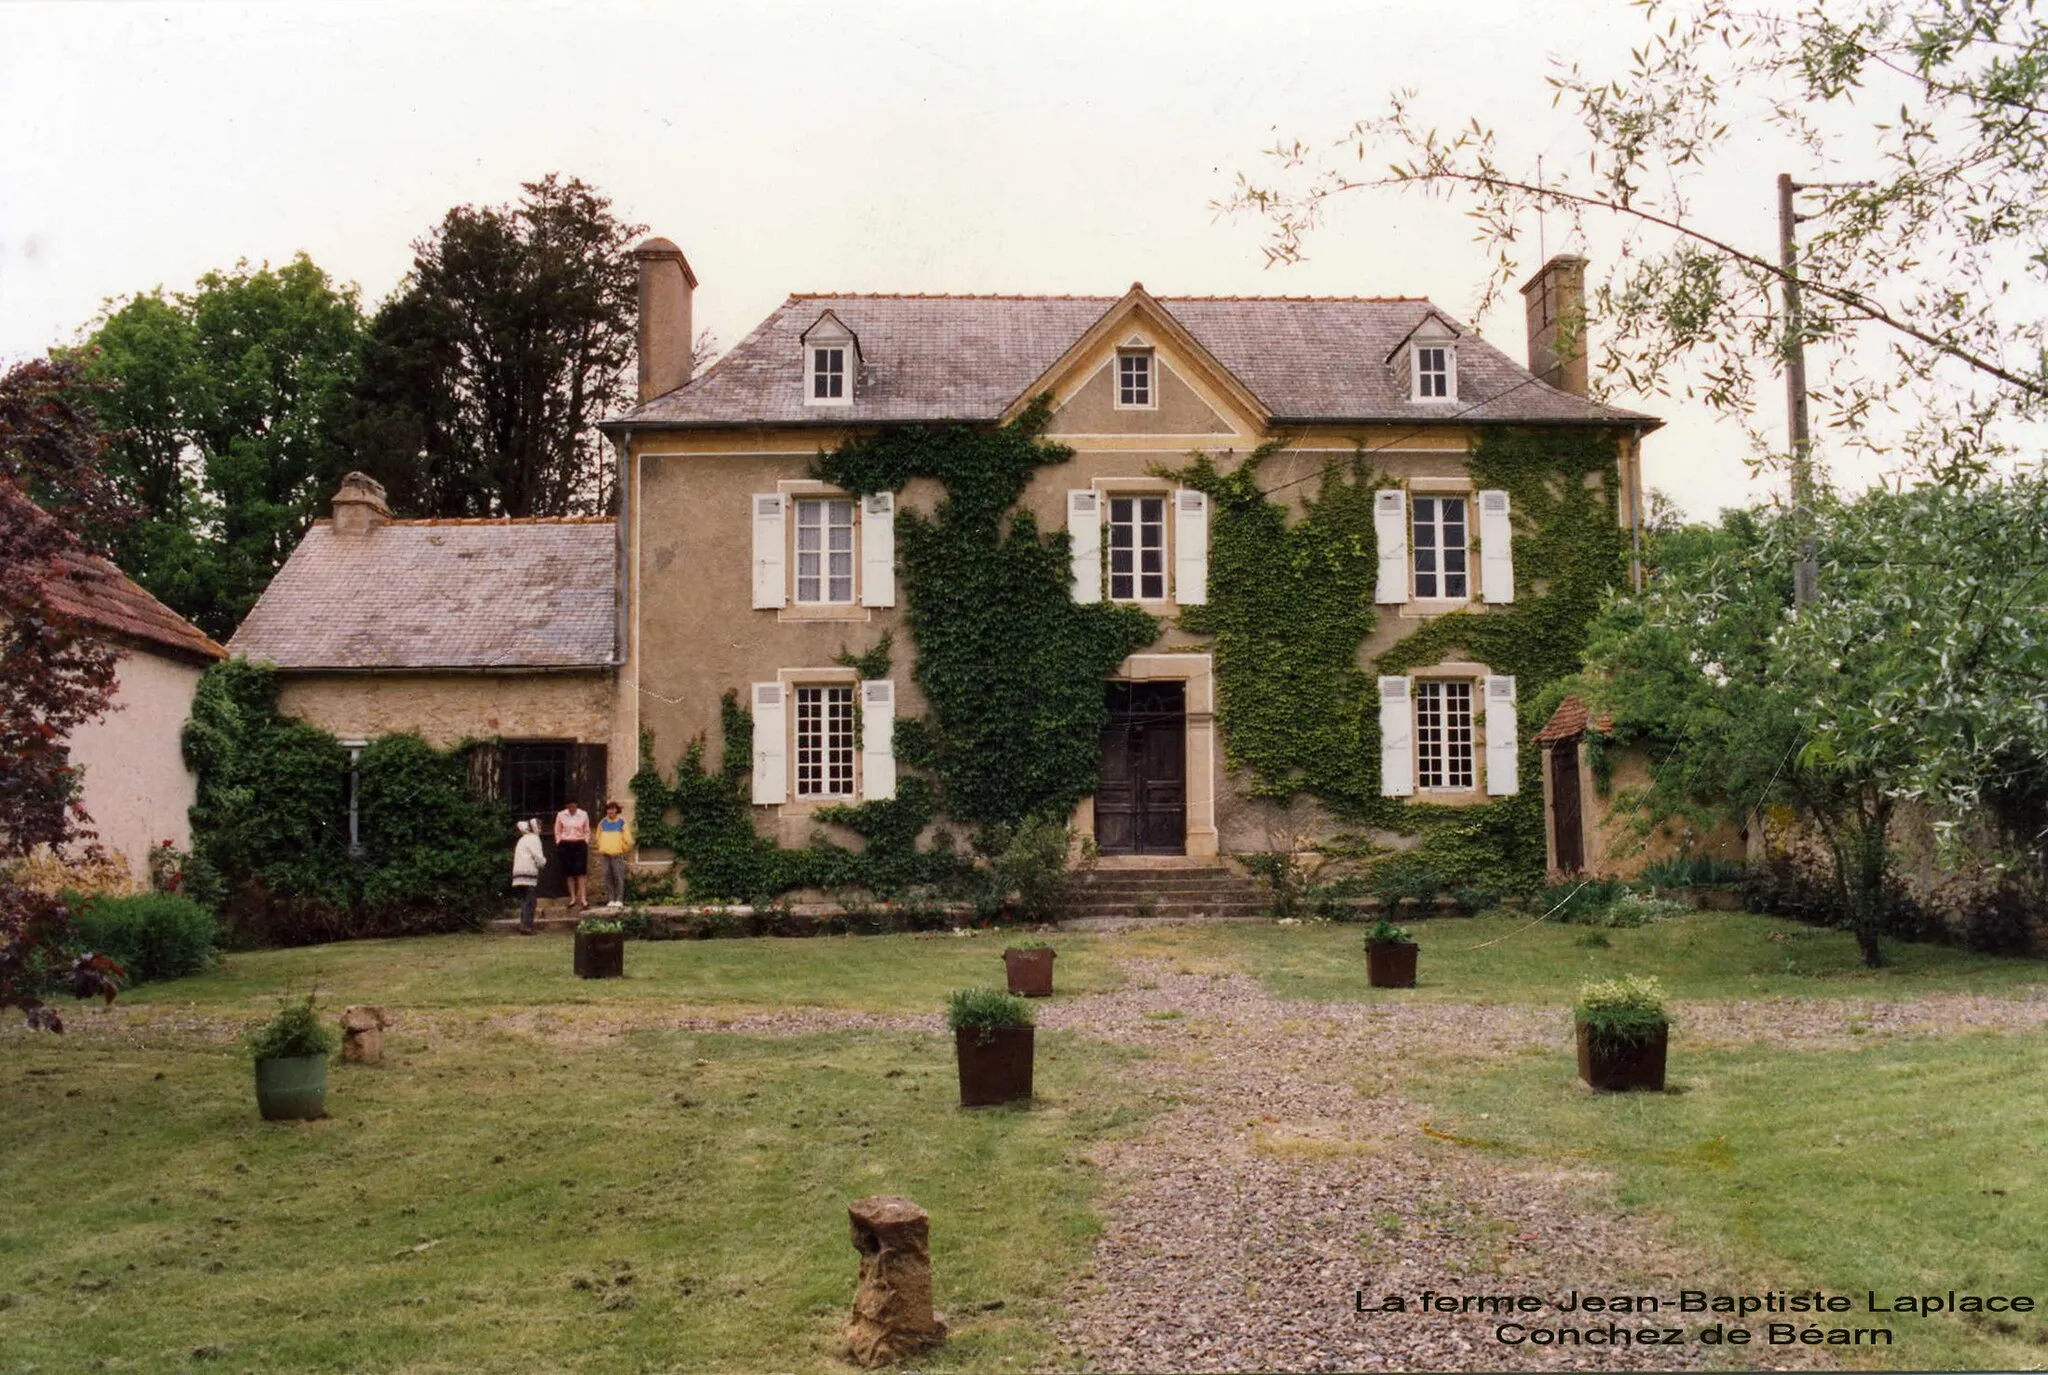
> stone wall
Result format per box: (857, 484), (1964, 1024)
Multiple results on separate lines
(276, 670), (613, 748)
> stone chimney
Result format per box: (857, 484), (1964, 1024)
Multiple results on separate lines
(331, 472), (391, 536)
(634, 236), (698, 403)
(1519, 254), (1589, 397)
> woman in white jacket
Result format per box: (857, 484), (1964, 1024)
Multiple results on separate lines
(511, 819), (547, 934)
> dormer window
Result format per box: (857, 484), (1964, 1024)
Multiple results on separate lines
(1414, 345), (1452, 400)
(1116, 349), (1154, 408)
(1390, 312), (1460, 404)
(801, 310), (859, 407)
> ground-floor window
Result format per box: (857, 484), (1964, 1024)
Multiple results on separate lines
(1414, 680), (1474, 790)
(794, 685), (856, 798)
(503, 741), (572, 822)
(341, 741), (367, 854)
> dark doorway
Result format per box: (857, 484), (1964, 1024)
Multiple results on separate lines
(1097, 681), (1187, 855)
(499, 741), (607, 898)
(1549, 740), (1585, 873)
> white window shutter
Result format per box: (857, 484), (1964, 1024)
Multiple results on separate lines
(751, 494), (786, 609)
(750, 682), (787, 804)
(1374, 489), (1409, 604)
(860, 679), (897, 801)
(1173, 489), (1209, 605)
(1479, 490), (1515, 604)
(1378, 676), (1415, 797)
(1068, 490), (1101, 603)
(1484, 675), (1519, 795)
(860, 492), (896, 608)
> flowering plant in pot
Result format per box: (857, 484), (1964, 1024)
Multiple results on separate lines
(1363, 919), (1418, 989)
(946, 988), (1034, 1107)
(574, 916), (625, 980)
(1001, 937), (1056, 997)
(1573, 975), (1670, 1091)
(246, 995), (337, 1121)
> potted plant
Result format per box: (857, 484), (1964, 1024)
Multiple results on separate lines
(1002, 938), (1056, 997)
(247, 996), (337, 1121)
(1573, 975), (1670, 1092)
(1363, 919), (1419, 988)
(574, 916), (626, 980)
(947, 988), (1034, 1107)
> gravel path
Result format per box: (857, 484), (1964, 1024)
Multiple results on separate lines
(1037, 961), (2048, 1374)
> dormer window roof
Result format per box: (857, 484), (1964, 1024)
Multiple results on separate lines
(801, 310), (860, 407)
(1386, 312), (1461, 404)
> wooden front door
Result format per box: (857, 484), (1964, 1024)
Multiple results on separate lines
(1549, 740), (1585, 873)
(1096, 682), (1187, 856)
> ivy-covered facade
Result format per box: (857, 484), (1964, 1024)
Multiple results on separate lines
(602, 246), (1658, 899)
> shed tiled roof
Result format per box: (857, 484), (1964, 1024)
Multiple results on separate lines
(229, 518), (616, 670)
(1535, 694), (1613, 745)
(613, 293), (1656, 429)
(39, 548), (227, 665)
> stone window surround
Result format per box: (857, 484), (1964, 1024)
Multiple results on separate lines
(774, 665), (863, 816)
(776, 479), (871, 624)
(1405, 660), (1494, 807)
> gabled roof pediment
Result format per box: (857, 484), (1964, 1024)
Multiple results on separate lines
(800, 309), (860, 357)
(1383, 310), (1462, 365)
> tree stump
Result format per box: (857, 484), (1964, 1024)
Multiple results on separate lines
(339, 1005), (392, 1064)
(846, 1195), (946, 1367)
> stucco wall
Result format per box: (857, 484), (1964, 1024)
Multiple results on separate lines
(67, 648), (205, 880)
(276, 671), (613, 748)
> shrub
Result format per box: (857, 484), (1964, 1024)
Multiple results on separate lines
(1637, 855), (1747, 888)
(1370, 859), (1444, 916)
(68, 892), (217, 984)
(979, 816), (1075, 923)
(1362, 919), (1415, 946)
(1005, 937), (1053, 951)
(945, 987), (1034, 1037)
(576, 917), (624, 935)
(1240, 850), (1309, 918)
(245, 996), (336, 1061)
(1573, 975), (1669, 1045)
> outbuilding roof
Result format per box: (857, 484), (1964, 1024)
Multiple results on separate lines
(229, 517), (616, 671)
(39, 548), (227, 666)
(1535, 694), (1614, 744)
(611, 292), (1656, 430)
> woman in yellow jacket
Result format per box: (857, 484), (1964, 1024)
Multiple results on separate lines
(595, 801), (634, 908)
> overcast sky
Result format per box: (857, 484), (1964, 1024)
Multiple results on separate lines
(1, 0), (1912, 519)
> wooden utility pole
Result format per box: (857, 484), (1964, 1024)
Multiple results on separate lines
(1777, 172), (1820, 607)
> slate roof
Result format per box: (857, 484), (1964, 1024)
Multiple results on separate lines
(612, 293), (1656, 429)
(39, 548), (227, 665)
(229, 518), (616, 671)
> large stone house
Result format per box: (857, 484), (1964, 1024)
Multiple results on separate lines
(602, 240), (1659, 872)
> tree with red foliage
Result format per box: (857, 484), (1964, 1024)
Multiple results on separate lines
(0, 356), (132, 1029)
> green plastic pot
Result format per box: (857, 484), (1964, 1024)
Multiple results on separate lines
(254, 1054), (329, 1121)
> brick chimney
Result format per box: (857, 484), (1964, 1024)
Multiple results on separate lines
(634, 236), (698, 403)
(330, 472), (390, 536)
(1519, 254), (1589, 397)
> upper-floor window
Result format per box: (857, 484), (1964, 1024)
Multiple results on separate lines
(1412, 495), (1469, 599)
(1117, 350), (1154, 408)
(1413, 344), (1453, 400)
(794, 497), (856, 604)
(810, 346), (847, 403)
(1107, 494), (1168, 601)
(1414, 679), (1475, 790)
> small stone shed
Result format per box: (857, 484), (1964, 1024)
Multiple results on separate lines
(229, 474), (624, 893)
(1536, 695), (1747, 879)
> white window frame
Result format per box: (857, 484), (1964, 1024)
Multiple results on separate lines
(807, 344), (851, 406)
(1413, 679), (1476, 791)
(1411, 493), (1471, 601)
(791, 496), (858, 606)
(1411, 343), (1455, 402)
(1115, 349), (1155, 409)
(1105, 491), (1170, 602)
(340, 740), (367, 854)
(792, 683), (858, 800)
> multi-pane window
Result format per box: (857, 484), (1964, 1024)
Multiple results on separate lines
(1117, 351), (1153, 407)
(1107, 495), (1167, 600)
(1414, 680), (1475, 790)
(794, 685), (856, 798)
(794, 498), (856, 604)
(1412, 495), (1469, 599)
(1415, 345), (1450, 399)
(811, 346), (846, 400)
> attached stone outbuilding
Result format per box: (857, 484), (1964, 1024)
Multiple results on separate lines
(1536, 695), (1746, 878)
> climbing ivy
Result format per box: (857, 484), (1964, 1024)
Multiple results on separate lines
(815, 398), (1158, 826)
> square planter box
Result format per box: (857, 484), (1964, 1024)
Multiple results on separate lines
(1366, 942), (1418, 988)
(1576, 1022), (1668, 1092)
(574, 931), (625, 979)
(1003, 947), (1055, 997)
(955, 1026), (1034, 1107)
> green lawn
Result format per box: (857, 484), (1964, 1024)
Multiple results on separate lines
(1411, 1031), (2048, 1371)
(1144, 911), (2048, 1004)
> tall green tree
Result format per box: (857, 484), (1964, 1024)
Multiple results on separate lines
(76, 255), (366, 638)
(347, 174), (644, 517)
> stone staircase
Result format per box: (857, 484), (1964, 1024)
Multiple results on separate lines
(1061, 865), (1269, 926)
